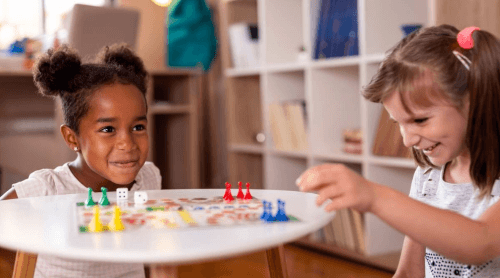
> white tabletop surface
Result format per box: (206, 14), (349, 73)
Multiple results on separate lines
(0, 189), (334, 265)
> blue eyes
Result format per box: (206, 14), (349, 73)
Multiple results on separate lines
(99, 125), (146, 133)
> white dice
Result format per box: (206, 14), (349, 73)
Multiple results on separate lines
(117, 188), (128, 201)
(134, 191), (148, 205)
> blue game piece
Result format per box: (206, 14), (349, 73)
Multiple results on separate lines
(263, 202), (275, 222)
(260, 200), (269, 220)
(275, 199), (289, 222)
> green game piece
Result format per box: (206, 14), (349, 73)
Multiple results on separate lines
(79, 226), (88, 233)
(287, 215), (299, 222)
(85, 188), (96, 207)
(99, 187), (110, 206)
(76, 202), (85, 207)
(146, 207), (153, 211)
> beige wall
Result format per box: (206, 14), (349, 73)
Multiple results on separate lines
(118, 0), (168, 71)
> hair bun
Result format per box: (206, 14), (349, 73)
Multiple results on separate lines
(96, 43), (147, 80)
(33, 45), (82, 96)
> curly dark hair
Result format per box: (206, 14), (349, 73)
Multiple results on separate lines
(32, 43), (148, 134)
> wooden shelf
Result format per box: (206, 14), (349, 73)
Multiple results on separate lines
(148, 72), (201, 190)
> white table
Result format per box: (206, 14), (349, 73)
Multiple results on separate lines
(0, 189), (335, 278)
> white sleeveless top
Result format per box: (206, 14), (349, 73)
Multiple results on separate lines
(13, 161), (162, 278)
(410, 166), (500, 278)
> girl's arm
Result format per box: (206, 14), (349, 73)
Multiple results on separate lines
(393, 236), (426, 278)
(297, 164), (499, 265)
(0, 187), (18, 200)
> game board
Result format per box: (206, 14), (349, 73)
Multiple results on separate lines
(76, 196), (301, 233)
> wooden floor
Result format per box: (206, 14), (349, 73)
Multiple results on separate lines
(171, 244), (394, 278)
(1, 244), (395, 278)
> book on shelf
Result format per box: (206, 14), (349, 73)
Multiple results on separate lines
(268, 100), (308, 151)
(314, 0), (359, 59)
(320, 208), (365, 254)
(372, 108), (411, 158)
(228, 23), (259, 68)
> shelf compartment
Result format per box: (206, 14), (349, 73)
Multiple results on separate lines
(309, 65), (360, 155)
(151, 75), (192, 105)
(228, 152), (264, 189)
(222, 0), (258, 70)
(263, 0), (304, 65)
(364, 0), (428, 55)
(226, 75), (263, 145)
(0, 75), (54, 119)
(265, 71), (305, 103)
(364, 164), (414, 255)
(152, 114), (196, 190)
(265, 154), (307, 191)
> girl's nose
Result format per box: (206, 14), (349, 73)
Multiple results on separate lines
(400, 125), (419, 148)
(116, 132), (136, 151)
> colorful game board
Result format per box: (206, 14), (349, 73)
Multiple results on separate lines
(76, 196), (301, 233)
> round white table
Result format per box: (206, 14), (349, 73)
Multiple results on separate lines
(0, 189), (335, 278)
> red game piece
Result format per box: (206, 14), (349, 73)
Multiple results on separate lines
(223, 182), (232, 200)
(244, 182), (252, 200)
(237, 181), (244, 199)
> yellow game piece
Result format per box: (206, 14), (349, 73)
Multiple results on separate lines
(177, 210), (196, 225)
(108, 206), (125, 232)
(88, 206), (103, 232)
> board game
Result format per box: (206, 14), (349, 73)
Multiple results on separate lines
(76, 195), (301, 233)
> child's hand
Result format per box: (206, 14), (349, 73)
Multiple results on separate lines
(296, 164), (377, 213)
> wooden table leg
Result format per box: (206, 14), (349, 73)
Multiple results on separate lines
(265, 245), (288, 278)
(149, 265), (178, 278)
(12, 251), (37, 278)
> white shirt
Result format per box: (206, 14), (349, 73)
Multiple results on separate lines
(409, 165), (500, 278)
(13, 161), (162, 278)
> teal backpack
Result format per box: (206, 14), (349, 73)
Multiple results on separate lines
(167, 0), (217, 71)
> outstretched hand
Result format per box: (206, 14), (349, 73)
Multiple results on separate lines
(296, 163), (378, 213)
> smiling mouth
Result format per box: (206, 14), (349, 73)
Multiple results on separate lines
(110, 161), (139, 168)
(423, 143), (440, 152)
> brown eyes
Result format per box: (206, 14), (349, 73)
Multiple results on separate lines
(414, 118), (428, 124)
(99, 125), (146, 133)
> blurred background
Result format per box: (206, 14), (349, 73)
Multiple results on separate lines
(1, 1), (500, 277)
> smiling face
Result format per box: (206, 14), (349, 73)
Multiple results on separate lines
(73, 83), (149, 189)
(383, 91), (469, 167)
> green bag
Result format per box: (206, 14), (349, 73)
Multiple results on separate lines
(167, 0), (217, 71)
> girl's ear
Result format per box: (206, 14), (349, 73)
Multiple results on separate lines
(60, 125), (79, 151)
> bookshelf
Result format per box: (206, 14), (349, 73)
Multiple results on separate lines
(218, 0), (432, 270)
(0, 69), (202, 193)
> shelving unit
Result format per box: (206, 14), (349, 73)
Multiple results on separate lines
(0, 69), (202, 193)
(146, 70), (202, 190)
(218, 0), (431, 270)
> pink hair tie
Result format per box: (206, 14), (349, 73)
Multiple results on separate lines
(457, 26), (481, 49)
